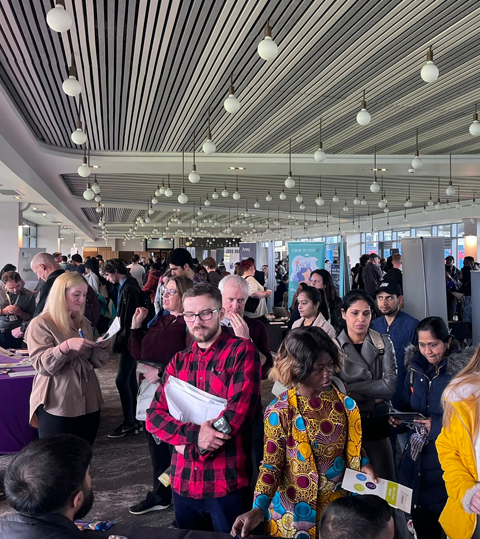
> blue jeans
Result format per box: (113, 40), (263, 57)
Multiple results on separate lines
(173, 487), (252, 533)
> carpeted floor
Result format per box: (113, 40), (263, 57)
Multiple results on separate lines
(0, 355), (274, 528)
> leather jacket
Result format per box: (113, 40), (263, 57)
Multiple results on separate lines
(336, 328), (397, 417)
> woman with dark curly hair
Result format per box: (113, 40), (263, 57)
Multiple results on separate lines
(232, 326), (375, 538)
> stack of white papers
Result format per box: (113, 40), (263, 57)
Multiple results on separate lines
(96, 317), (121, 343)
(165, 376), (227, 425)
(342, 468), (413, 513)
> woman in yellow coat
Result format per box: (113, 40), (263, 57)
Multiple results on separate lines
(437, 347), (480, 539)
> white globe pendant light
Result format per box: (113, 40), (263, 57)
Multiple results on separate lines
(254, 198), (260, 209)
(370, 180), (380, 193)
(222, 183), (229, 197)
(427, 193), (434, 206)
(178, 190), (188, 204)
(279, 189), (287, 200)
(370, 146), (380, 192)
(203, 109), (216, 154)
(46, 1), (72, 33)
(212, 189), (219, 199)
(285, 139), (295, 188)
(232, 175), (241, 200)
(159, 182), (166, 195)
(164, 176), (173, 197)
(91, 178), (100, 194)
(361, 196), (367, 205)
(224, 76), (240, 114)
(299, 203), (305, 210)
(378, 199), (386, 209)
(257, 21), (278, 61)
(313, 119), (326, 162)
(94, 194), (101, 203)
(71, 120), (87, 145)
(469, 105), (480, 136)
(78, 156), (91, 178)
(353, 181), (360, 205)
(266, 192), (272, 202)
(446, 154), (455, 197)
(356, 90), (371, 125)
(178, 150), (188, 204)
(83, 182), (95, 200)
(343, 201), (349, 212)
(411, 128), (423, 169)
(62, 54), (81, 97)
(189, 133), (200, 183)
(316, 195), (324, 206)
(420, 46), (439, 83)
(151, 196), (158, 205)
(204, 194), (211, 206)
(332, 190), (339, 203)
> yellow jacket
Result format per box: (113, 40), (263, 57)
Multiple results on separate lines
(436, 391), (479, 539)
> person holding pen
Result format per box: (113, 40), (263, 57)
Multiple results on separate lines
(26, 272), (111, 446)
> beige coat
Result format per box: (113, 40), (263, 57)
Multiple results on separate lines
(26, 314), (110, 427)
(292, 311), (337, 340)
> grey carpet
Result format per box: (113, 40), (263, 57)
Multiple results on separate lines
(0, 356), (274, 528)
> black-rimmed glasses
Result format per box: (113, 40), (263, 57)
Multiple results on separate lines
(183, 308), (220, 322)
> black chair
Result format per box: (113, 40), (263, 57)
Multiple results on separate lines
(448, 321), (472, 347)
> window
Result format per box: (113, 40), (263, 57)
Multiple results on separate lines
(396, 230), (411, 239)
(438, 224), (451, 237)
(416, 227), (432, 237)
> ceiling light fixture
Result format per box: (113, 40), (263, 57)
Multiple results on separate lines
(224, 75), (240, 114)
(313, 119), (326, 162)
(420, 45), (439, 83)
(370, 146), (380, 192)
(446, 154), (455, 197)
(427, 192), (434, 206)
(266, 191), (272, 202)
(353, 181), (360, 205)
(469, 104), (480, 136)
(83, 180), (94, 200)
(212, 188), (219, 199)
(411, 128), (423, 169)
(257, 20), (278, 61)
(203, 109), (216, 154)
(315, 176), (325, 206)
(254, 198), (260, 209)
(78, 143), (91, 177)
(332, 189), (339, 203)
(204, 193), (211, 206)
(178, 150), (188, 204)
(356, 90), (371, 125)
(455, 188), (461, 209)
(233, 175), (241, 200)
(164, 175), (173, 197)
(189, 133), (200, 183)
(62, 53), (81, 97)
(71, 95), (87, 145)
(46, 0), (72, 32)
(285, 139), (295, 188)
(435, 177), (441, 209)
(91, 175), (100, 195)
(343, 200), (349, 212)
(404, 184), (413, 208)
(279, 189), (286, 200)
(222, 183), (229, 197)
(295, 179), (303, 203)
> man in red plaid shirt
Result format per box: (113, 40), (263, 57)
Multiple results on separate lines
(146, 283), (261, 532)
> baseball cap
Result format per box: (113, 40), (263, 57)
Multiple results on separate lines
(374, 281), (402, 297)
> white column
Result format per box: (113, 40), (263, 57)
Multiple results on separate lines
(36, 225), (60, 254)
(0, 202), (21, 270)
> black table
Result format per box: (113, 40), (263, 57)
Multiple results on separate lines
(266, 322), (288, 353)
(94, 526), (271, 539)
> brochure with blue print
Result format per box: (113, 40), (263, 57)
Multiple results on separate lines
(342, 468), (413, 513)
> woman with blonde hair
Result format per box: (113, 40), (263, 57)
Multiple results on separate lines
(232, 326), (375, 538)
(26, 271), (110, 445)
(436, 347), (480, 539)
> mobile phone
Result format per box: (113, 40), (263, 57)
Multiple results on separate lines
(212, 415), (232, 435)
(198, 416), (232, 454)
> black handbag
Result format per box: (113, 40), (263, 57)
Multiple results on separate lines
(244, 276), (260, 313)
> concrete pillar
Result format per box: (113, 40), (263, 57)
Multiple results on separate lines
(37, 225), (60, 254)
(0, 202), (21, 270)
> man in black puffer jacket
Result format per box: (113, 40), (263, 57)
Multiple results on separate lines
(104, 258), (145, 439)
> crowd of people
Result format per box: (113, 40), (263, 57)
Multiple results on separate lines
(1, 248), (479, 539)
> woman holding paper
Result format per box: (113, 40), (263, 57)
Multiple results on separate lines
(26, 272), (110, 445)
(232, 326), (375, 538)
(392, 317), (471, 539)
(128, 274), (193, 516)
(436, 348), (480, 539)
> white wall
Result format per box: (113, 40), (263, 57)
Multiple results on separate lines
(36, 224), (59, 254)
(0, 202), (20, 270)
(344, 232), (361, 263)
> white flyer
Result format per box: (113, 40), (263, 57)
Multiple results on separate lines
(342, 468), (413, 513)
(96, 317), (121, 342)
(164, 376), (227, 425)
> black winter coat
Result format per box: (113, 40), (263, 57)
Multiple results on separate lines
(0, 513), (89, 539)
(398, 344), (472, 514)
(113, 276), (144, 354)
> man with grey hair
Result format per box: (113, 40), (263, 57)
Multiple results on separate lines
(218, 274), (272, 373)
(30, 253), (65, 318)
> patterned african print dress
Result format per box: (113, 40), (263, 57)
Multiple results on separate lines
(253, 384), (366, 539)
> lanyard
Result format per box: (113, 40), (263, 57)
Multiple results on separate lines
(6, 292), (20, 306)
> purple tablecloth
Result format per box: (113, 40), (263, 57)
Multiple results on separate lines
(0, 353), (37, 453)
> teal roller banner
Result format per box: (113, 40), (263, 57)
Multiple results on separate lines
(288, 242), (326, 307)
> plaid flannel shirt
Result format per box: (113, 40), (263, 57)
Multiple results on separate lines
(146, 327), (261, 499)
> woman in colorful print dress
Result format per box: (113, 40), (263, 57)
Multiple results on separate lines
(232, 326), (375, 539)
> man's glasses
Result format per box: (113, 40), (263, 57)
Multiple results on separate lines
(184, 309), (220, 322)
(163, 288), (177, 296)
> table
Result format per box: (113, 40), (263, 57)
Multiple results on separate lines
(94, 526), (271, 539)
(0, 354), (37, 453)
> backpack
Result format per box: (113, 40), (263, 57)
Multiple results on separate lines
(84, 284), (101, 327)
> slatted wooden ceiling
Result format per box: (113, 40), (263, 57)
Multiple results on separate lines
(1, 0), (480, 156)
